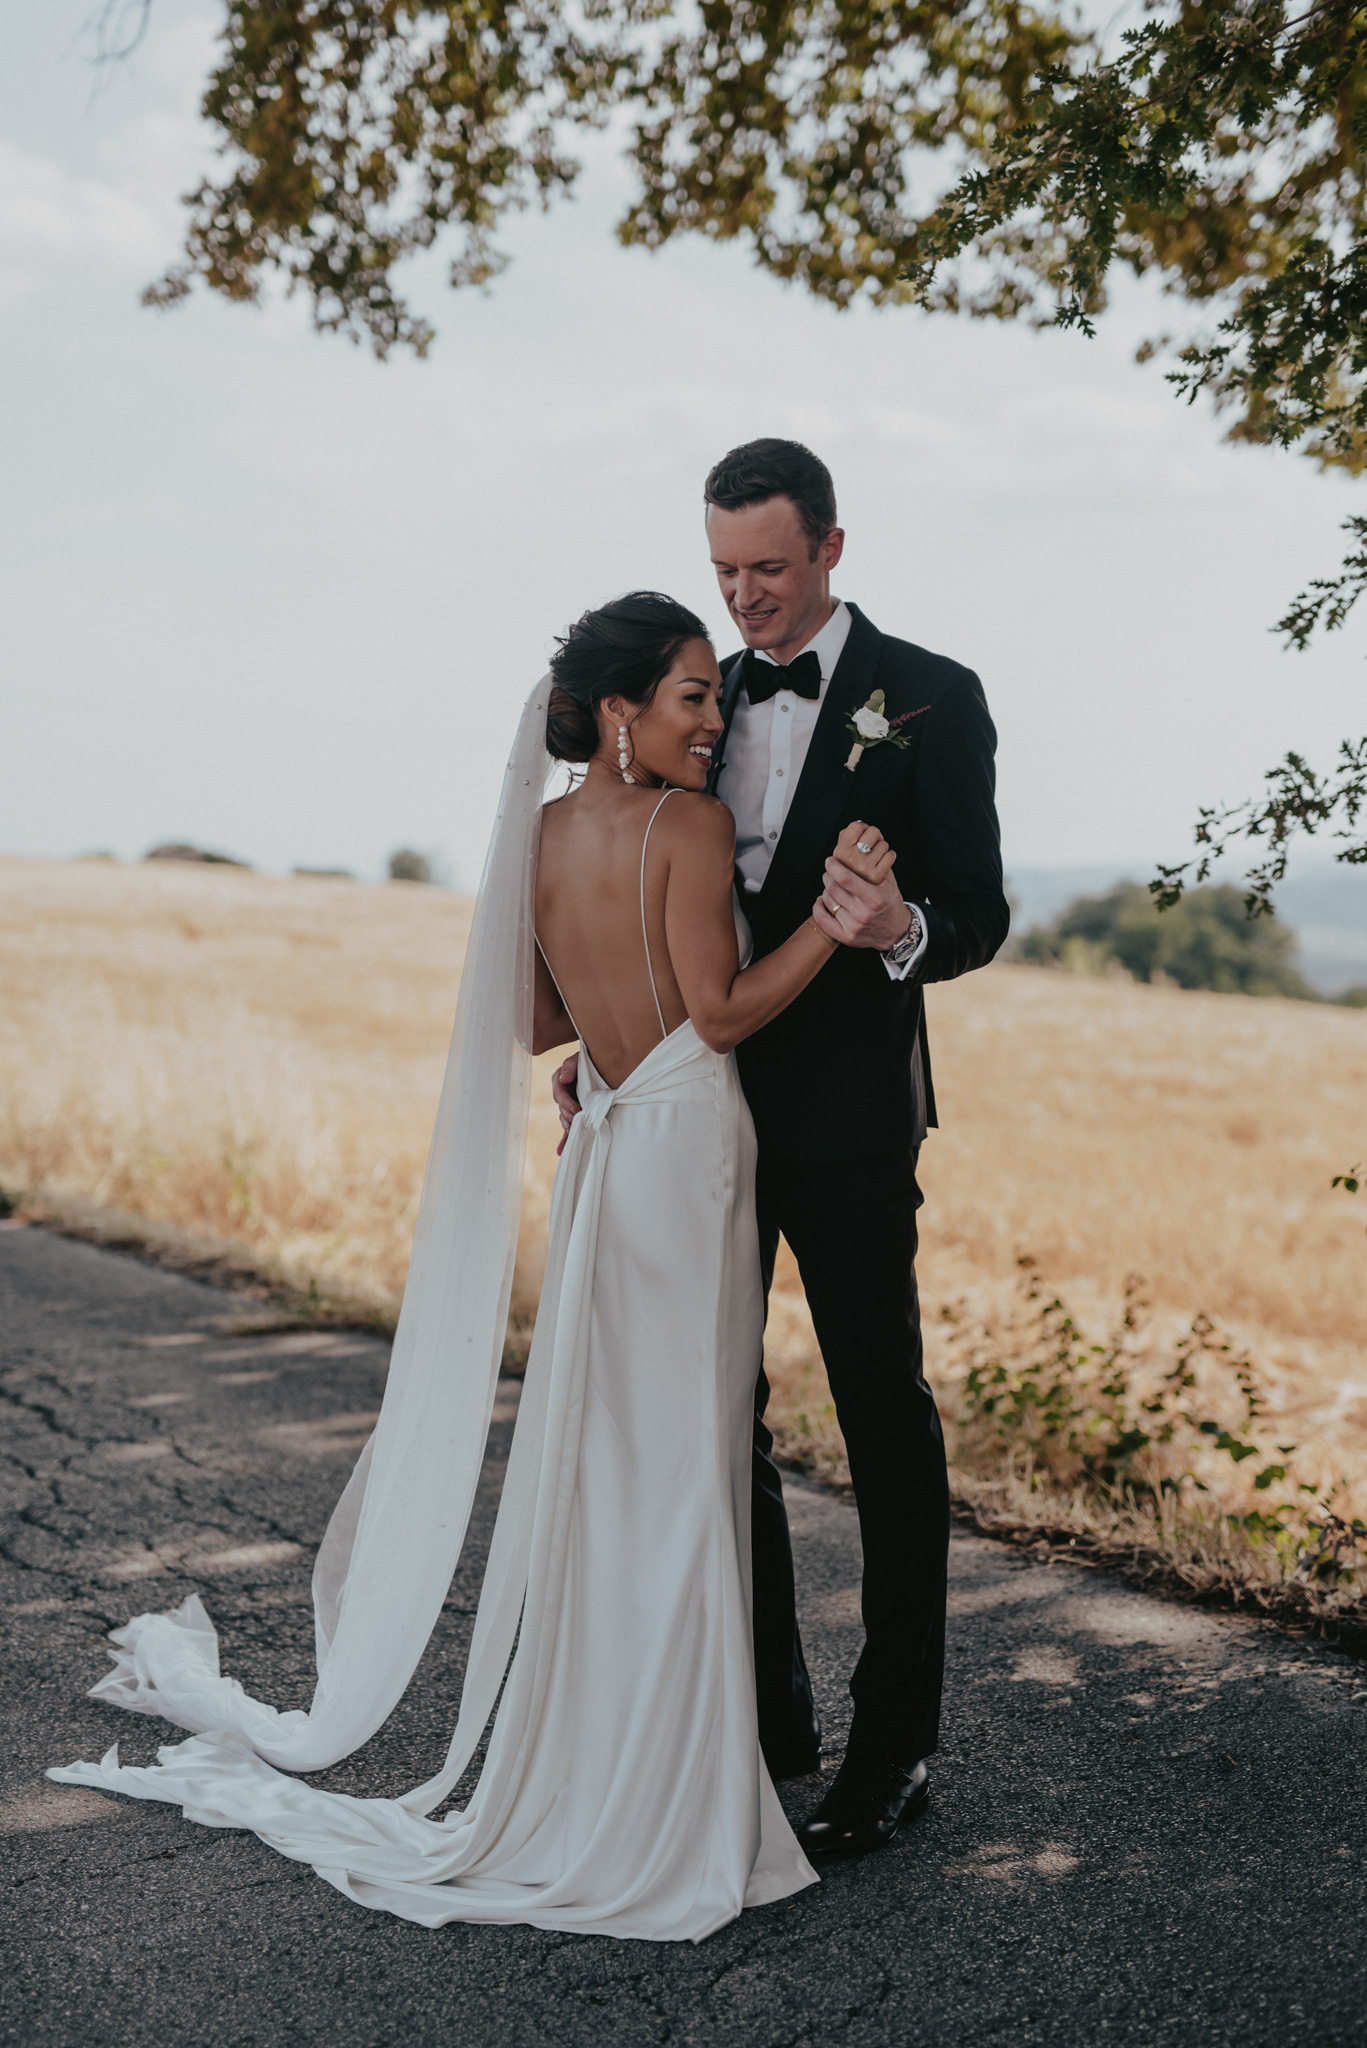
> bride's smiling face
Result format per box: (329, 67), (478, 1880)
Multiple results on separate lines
(601, 638), (725, 791)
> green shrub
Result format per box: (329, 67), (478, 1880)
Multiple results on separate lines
(387, 849), (432, 884)
(1020, 882), (1316, 998)
(947, 1259), (1365, 1589)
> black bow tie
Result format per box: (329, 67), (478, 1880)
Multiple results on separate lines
(742, 648), (822, 706)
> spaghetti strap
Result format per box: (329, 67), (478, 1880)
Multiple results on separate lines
(640, 789), (678, 1041)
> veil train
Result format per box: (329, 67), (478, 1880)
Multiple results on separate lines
(51, 679), (553, 1809)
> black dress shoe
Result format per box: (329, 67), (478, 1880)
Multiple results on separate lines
(796, 1756), (929, 1862)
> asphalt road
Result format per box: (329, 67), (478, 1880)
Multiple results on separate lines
(3, 1223), (1365, 2048)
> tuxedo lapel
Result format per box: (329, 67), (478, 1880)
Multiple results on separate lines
(705, 652), (748, 798)
(754, 604), (883, 919)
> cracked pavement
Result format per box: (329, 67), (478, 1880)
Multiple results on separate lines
(3, 1223), (1365, 2047)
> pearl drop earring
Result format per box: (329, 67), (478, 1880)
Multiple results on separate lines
(618, 725), (635, 785)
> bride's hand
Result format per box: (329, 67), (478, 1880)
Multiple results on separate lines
(831, 822), (896, 889)
(552, 1053), (581, 1156)
(812, 822), (905, 949)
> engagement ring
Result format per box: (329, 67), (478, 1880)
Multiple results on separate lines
(856, 840), (873, 854)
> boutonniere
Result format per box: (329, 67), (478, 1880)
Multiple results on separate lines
(844, 693), (930, 772)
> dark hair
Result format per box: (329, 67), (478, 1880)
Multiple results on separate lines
(703, 438), (837, 559)
(546, 591), (711, 763)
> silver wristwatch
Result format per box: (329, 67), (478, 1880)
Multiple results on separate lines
(882, 903), (924, 971)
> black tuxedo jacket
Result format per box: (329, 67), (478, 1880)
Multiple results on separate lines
(708, 603), (1009, 1163)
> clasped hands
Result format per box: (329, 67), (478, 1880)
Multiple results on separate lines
(811, 820), (911, 952)
(552, 820), (906, 1152)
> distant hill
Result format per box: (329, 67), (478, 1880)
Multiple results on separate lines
(1274, 865), (1367, 929)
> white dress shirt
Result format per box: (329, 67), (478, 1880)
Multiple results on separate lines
(717, 600), (927, 980)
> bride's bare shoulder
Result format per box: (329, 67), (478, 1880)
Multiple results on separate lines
(657, 791), (735, 851)
(537, 790), (577, 839)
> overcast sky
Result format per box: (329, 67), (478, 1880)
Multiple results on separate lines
(3, 0), (1364, 891)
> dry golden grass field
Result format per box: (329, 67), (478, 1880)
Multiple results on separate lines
(3, 855), (1365, 1598)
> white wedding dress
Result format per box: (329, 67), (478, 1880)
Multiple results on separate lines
(50, 690), (817, 1942)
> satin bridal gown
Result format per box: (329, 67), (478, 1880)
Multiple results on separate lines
(51, 789), (818, 1942)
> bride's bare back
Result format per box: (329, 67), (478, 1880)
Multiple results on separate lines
(536, 785), (714, 1088)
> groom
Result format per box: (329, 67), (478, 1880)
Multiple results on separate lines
(558, 438), (1008, 1860)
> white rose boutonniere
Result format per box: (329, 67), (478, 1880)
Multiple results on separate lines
(844, 690), (930, 772)
(853, 704), (890, 742)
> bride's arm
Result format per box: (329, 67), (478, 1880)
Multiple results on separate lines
(664, 801), (891, 1055)
(532, 944), (577, 1056)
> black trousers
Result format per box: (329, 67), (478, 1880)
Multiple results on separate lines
(751, 1144), (950, 1768)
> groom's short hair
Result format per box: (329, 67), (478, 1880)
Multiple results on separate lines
(704, 439), (837, 560)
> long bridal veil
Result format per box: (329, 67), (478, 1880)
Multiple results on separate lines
(53, 678), (552, 1804)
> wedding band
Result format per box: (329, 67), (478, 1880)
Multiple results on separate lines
(856, 840), (873, 854)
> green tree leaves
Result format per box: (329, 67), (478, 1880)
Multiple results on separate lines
(141, 2), (1367, 492)
(145, 1), (628, 356)
(616, 0), (1081, 307)
(140, 0), (1088, 346)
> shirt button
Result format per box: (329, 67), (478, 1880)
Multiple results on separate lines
(775, 767), (785, 777)
(768, 831), (778, 840)
(779, 703), (790, 713)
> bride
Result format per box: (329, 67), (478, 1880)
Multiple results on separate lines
(50, 592), (897, 1943)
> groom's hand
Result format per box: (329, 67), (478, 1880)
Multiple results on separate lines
(552, 1054), (581, 1156)
(814, 822), (910, 951)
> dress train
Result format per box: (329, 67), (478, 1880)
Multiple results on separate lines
(51, 1019), (817, 1940)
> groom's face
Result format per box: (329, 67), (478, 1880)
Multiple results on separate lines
(706, 495), (844, 665)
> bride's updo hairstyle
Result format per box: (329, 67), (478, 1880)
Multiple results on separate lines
(546, 592), (712, 763)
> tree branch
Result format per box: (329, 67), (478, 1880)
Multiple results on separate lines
(1151, 738), (1367, 916)
(90, 0), (154, 63)
(1276, 516), (1367, 650)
